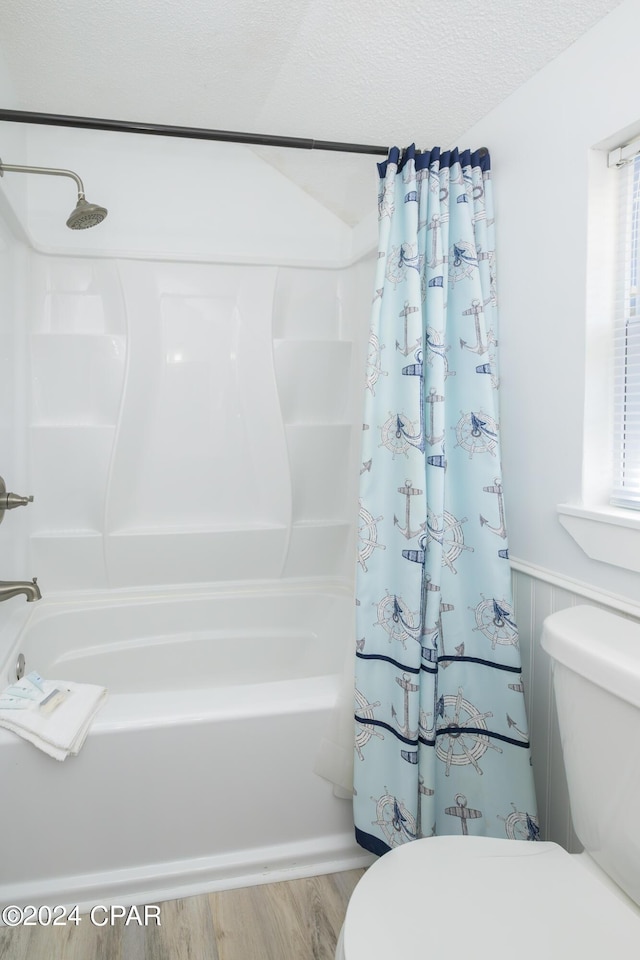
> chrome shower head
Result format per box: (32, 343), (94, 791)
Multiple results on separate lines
(0, 157), (108, 230)
(66, 196), (108, 230)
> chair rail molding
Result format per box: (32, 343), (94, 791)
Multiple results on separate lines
(510, 554), (640, 619)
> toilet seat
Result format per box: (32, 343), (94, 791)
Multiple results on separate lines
(339, 836), (640, 960)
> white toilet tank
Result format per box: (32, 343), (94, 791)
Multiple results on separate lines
(541, 605), (640, 907)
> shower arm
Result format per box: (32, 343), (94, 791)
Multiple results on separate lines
(0, 157), (107, 230)
(0, 160), (86, 198)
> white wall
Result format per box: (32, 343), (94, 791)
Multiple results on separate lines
(459, 0), (640, 602)
(456, 0), (640, 847)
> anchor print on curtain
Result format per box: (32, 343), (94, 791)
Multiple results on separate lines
(354, 145), (538, 856)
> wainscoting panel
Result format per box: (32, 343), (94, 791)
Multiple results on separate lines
(511, 560), (640, 853)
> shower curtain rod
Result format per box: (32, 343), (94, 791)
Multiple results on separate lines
(0, 108), (392, 155)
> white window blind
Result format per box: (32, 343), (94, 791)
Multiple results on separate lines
(611, 152), (640, 509)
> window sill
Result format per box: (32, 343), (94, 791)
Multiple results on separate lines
(557, 503), (640, 573)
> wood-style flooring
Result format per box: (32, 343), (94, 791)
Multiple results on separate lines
(0, 869), (364, 960)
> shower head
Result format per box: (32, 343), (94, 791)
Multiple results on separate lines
(66, 196), (108, 230)
(0, 157), (108, 230)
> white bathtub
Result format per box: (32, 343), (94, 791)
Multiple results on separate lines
(0, 580), (368, 912)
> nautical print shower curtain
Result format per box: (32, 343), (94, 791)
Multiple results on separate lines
(354, 145), (538, 855)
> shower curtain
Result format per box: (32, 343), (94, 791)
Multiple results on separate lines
(354, 145), (538, 855)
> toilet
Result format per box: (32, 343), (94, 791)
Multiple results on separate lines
(338, 605), (640, 959)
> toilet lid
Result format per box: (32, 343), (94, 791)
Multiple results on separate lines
(342, 836), (640, 960)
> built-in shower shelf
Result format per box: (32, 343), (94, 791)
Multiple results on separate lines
(285, 424), (353, 524)
(107, 522), (289, 536)
(272, 267), (344, 340)
(30, 330), (123, 338)
(284, 522), (355, 579)
(274, 339), (353, 424)
(29, 425), (113, 537)
(290, 519), (354, 528)
(30, 531), (106, 591)
(30, 421), (117, 430)
(30, 331), (125, 426)
(31, 529), (103, 538)
(104, 526), (291, 588)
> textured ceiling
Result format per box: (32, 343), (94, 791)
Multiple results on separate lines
(0, 0), (626, 225)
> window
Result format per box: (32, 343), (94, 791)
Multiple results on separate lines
(555, 137), (640, 575)
(611, 149), (640, 508)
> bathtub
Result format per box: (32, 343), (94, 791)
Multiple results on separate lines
(0, 580), (369, 912)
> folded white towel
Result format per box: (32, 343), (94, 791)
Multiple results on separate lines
(0, 676), (107, 761)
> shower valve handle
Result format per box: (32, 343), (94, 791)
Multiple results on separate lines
(0, 476), (34, 524)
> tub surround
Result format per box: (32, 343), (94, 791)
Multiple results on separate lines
(25, 255), (372, 592)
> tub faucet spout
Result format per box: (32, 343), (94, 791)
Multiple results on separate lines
(0, 578), (42, 602)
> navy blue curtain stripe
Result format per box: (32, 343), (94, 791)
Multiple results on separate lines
(355, 715), (531, 751)
(356, 651), (524, 674)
